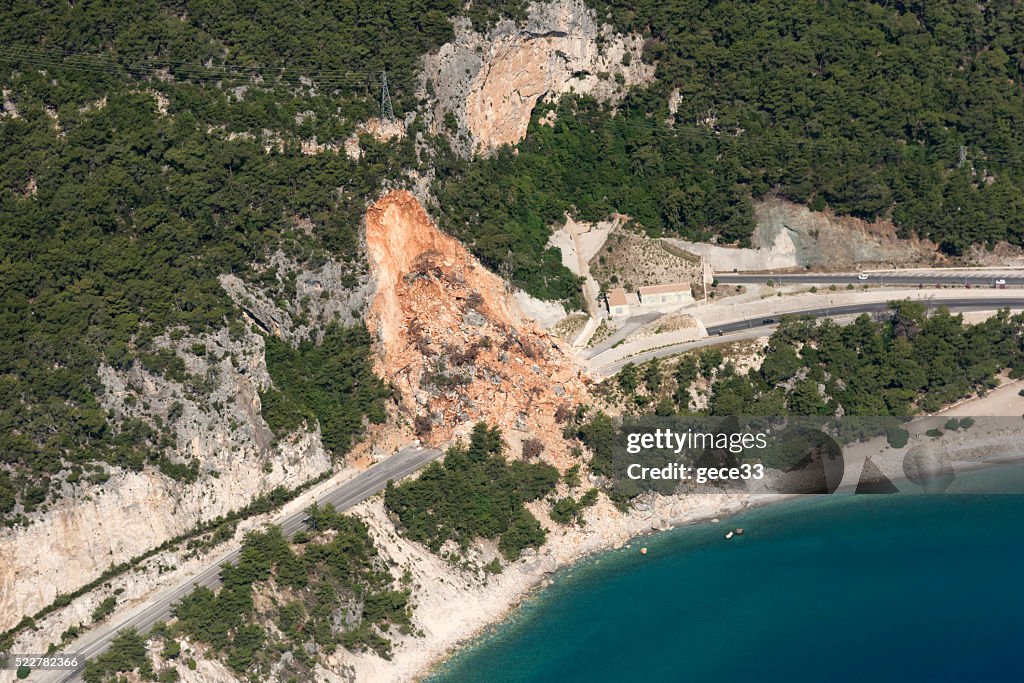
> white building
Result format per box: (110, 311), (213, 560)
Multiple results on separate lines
(607, 287), (630, 317)
(638, 282), (693, 307)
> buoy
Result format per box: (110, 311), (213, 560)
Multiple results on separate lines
(640, 547), (648, 555)
(735, 528), (744, 535)
(725, 531), (734, 540)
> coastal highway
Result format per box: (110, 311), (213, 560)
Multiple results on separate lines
(717, 271), (1024, 287)
(591, 296), (1024, 377)
(47, 444), (442, 683)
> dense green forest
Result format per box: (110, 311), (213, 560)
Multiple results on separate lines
(0, 1), (454, 520)
(8, 0), (1024, 519)
(385, 423), (559, 561)
(433, 0), (1024, 303)
(171, 506), (411, 678)
(260, 324), (390, 452)
(705, 303), (1023, 416)
(609, 303), (1024, 417)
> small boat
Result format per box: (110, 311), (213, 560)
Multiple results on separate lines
(640, 547), (648, 555)
(725, 531), (734, 540)
(734, 528), (744, 535)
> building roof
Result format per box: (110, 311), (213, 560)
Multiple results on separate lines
(638, 282), (691, 296)
(607, 287), (628, 307)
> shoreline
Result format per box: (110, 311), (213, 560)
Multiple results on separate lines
(411, 406), (1024, 681)
(411, 489), (798, 681)
(415, 459), (1024, 681)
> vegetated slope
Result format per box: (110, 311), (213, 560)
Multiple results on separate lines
(384, 422), (559, 562)
(0, 0), (461, 521)
(364, 191), (590, 465)
(432, 0), (1024, 305)
(162, 508), (412, 680)
(605, 303), (1024, 420)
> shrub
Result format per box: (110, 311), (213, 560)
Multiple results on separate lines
(414, 414), (432, 436)
(885, 428), (910, 449)
(521, 438), (543, 459)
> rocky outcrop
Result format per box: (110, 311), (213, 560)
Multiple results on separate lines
(421, 0), (653, 155)
(364, 191), (591, 465)
(752, 198), (940, 269)
(1, 88), (19, 118)
(221, 251), (373, 343)
(0, 320), (333, 632)
(0, 250), (373, 632)
(668, 197), (941, 272)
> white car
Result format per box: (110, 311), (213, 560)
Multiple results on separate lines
(995, 279), (1007, 286)
(857, 273), (869, 281)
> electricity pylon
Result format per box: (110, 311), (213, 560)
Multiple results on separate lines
(380, 70), (394, 122)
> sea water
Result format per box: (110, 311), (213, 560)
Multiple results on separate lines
(431, 464), (1024, 682)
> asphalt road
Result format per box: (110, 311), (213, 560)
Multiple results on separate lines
(48, 445), (442, 682)
(592, 296), (1024, 377)
(583, 310), (661, 358)
(717, 271), (1024, 287)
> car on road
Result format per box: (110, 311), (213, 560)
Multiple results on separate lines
(857, 273), (869, 281)
(995, 279), (1007, 286)
(761, 318), (776, 325)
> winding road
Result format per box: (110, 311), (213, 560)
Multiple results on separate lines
(41, 445), (442, 683)
(590, 296), (1024, 377)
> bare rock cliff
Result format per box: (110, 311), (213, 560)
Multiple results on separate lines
(421, 0), (653, 155)
(0, 267), (355, 631)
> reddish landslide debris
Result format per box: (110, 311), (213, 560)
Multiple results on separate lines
(364, 191), (591, 467)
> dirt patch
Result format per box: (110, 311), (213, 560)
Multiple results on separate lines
(549, 312), (590, 341)
(633, 313), (699, 340)
(590, 224), (703, 295)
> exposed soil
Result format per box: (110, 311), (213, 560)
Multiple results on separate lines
(364, 191), (592, 466)
(590, 224), (703, 295)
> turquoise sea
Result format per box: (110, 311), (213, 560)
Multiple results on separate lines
(431, 464), (1024, 682)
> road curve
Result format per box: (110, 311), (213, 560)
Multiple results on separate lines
(47, 445), (442, 683)
(591, 297), (1024, 377)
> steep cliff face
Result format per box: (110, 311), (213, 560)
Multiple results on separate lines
(0, 320), (333, 632)
(421, 0), (654, 155)
(364, 191), (590, 464)
(752, 198), (940, 268)
(0, 250), (376, 632)
(220, 250), (373, 344)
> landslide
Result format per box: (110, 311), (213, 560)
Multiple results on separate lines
(364, 191), (590, 465)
